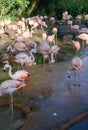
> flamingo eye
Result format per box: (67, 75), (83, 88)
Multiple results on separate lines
(22, 57), (25, 59)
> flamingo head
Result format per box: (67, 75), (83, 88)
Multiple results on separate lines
(67, 69), (71, 78)
(3, 64), (10, 72)
(12, 57), (16, 61)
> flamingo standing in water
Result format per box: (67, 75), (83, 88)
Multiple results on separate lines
(12, 48), (37, 69)
(76, 33), (88, 48)
(31, 40), (60, 68)
(3, 63), (31, 82)
(72, 40), (81, 53)
(67, 56), (83, 86)
(50, 45), (60, 63)
(0, 79), (26, 115)
(32, 40), (51, 69)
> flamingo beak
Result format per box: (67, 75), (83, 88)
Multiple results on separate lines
(12, 57), (16, 61)
(67, 75), (70, 78)
(3, 69), (6, 72)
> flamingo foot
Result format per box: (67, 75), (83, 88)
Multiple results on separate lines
(77, 83), (81, 87)
(73, 83), (81, 87)
(73, 83), (77, 86)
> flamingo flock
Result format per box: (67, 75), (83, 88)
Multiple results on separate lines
(0, 11), (87, 116)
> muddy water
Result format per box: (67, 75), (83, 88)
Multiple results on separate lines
(21, 55), (88, 130)
(0, 107), (24, 130)
(69, 118), (88, 130)
(1, 52), (88, 130)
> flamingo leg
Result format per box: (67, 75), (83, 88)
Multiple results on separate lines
(55, 33), (57, 45)
(43, 56), (46, 70)
(21, 80), (25, 98)
(10, 93), (13, 115)
(55, 54), (58, 62)
(82, 40), (84, 48)
(51, 53), (55, 63)
(73, 70), (81, 87)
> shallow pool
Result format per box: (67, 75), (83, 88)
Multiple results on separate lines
(69, 118), (88, 130)
(0, 107), (25, 130)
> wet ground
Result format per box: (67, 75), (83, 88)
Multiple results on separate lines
(0, 27), (88, 129)
(69, 117), (88, 130)
(1, 51), (88, 130)
(20, 52), (88, 130)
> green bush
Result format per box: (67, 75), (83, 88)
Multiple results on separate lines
(56, 0), (88, 19)
(0, 0), (30, 20)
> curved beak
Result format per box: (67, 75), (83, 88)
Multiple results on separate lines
(67, 75), (70, 78)
(3, 69), (6, 72)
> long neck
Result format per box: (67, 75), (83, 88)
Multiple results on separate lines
(8, 65), (13, 79)
(33, 42), (37, 49)
(9, 46), (15, 52)
(30, 50), (35, 62)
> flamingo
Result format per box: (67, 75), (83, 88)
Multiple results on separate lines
(32, 40), (51, 69)
(0, 79), (26, 115)
(52, 27), (58, 45)
(12, 48), (37, 68)
(7, 41), (28, 52)
(71, 40), (81, 53)
(31, 40), (60, 68)
(67, 56), (82, 86)
(76, 33), (88, 48)
(71, 24), (79, 30)
(50, 45), (60, 63)
(42, 32), (47, 41)
(47, 34), (55, 45)
(78, 28), (88, 34)
(3, 63), (31, 82)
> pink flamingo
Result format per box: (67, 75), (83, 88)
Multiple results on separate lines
(12, 48), (37, 68)
(78, 28), (88, 34)
(76, 33), (88, 48)
(3, 63), (31, 82)
(50, 45), (60, 63)
(71, 24), (79, 30)
(52, 27), (58, 45)
(32, 41), (60, 67)
(0, 79), (26, 115)
(7, 41), (28, 52)
(32, 41), (51, 69)
(72, 40), (81, 53)
(67, 56), (82, 86)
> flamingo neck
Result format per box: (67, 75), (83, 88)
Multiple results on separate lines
(33, 41), (37, 49)
(8, 65), (14, 79)
(9, 46), (15, 52)
(30, 50), (35, 62)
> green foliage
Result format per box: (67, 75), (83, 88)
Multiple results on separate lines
(56, 0), (88, 19)
(0, 0), (30, 20)
(0, 0), (88, 21)
(32, 0), (88, 20)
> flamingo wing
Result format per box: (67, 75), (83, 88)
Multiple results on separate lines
(0, 80), (25, 94)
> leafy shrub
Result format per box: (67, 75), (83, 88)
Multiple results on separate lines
(0, 0), (30, 20)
